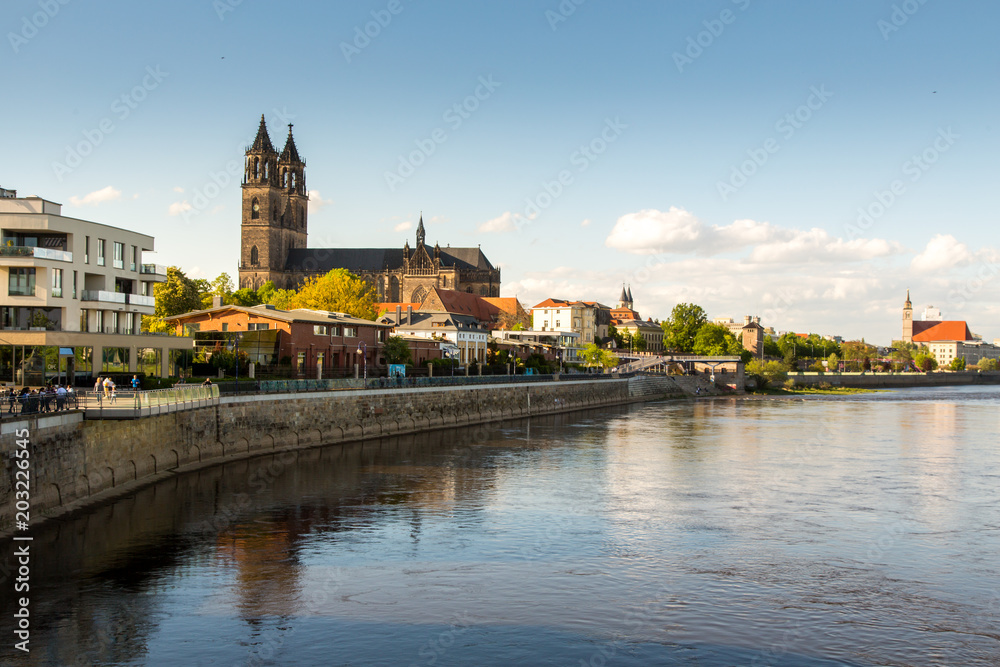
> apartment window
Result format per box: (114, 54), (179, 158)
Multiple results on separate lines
(110, 311), (119, 334)
(51, 268), (63, 298)
(8, 268), (35, 296)
(97, 239), (105, 266)
(85, 236), (90, 264)
(113, 242), (124, 269)
(248, 322), (270, 331)
(555, 320), (561, 327)
(73, 271), (78, 299)
(314, 325), (328, 335)
(80, 309), (88, 332)
(221, 323), (229, 332)
(329, 325), (340, 336)
(130, 246), (137, 271)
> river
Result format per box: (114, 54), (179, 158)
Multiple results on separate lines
(3, 385), (999, 665)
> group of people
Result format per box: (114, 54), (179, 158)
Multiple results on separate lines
(5, 384), (74, 415)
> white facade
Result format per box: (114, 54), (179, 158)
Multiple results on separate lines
(531, 300), (601, 346)
(925, 340), (1000, 367)
(0, 193), (190, 381)
(0, 196), (166, 333)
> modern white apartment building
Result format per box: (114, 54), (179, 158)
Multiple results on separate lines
(0, 190), (191, 383)
(530, 298), (607, 346)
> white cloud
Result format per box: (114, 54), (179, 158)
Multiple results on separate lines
(308, 190), (333, 212)
(605, 207), (702, 254)
(911, 234), (973, 272)
(173, 186), (184, 193)
(581, 218), (592, 227)
(168, 200), (192, 216)
(394, 221), (412, 232)
(478, 211), (526, 233)
(68, 186), (122, 207)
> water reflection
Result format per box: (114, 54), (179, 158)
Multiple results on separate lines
(3, 388), (1000, 665)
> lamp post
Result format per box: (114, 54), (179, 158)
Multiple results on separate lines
(356, 340), (367, 385)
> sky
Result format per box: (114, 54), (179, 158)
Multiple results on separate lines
(3, 0), (999, 344)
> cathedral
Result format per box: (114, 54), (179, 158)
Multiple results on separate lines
(238, 116), (501, 302)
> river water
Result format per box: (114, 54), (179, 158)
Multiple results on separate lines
(3, 385), (1000, 666)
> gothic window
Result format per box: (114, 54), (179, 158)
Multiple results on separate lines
(291, 172), (296, 190)
(411, 286), (427, 304)
(254, 157), (260, 180)
(264, 161), (269, 180)
(250, 198), (260, 220)
(272, 205), (278, 222)
(466, 286), (473, 293)
(479, 286), (487, 296)
(389, 276), (400, 302)
(282, 168), (288, 188)
(250, 245), (259, 266)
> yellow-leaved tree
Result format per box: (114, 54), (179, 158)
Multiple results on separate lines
(288, 269), (377, 320)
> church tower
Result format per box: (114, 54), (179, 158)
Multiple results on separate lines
(239, 116), (308, 290)
(902, 289), (913, 342)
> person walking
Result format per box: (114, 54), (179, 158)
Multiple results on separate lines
(56, 384), (67, 411)
(103, 376), (113, 399)
(6, 388), (16, 415)
(109, 380), (117, 404)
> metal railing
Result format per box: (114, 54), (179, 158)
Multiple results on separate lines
(81, 290), (127, 303)
(140, 263), (167, 276)
(79, 384), (220, 419)
(2, 391), (79, 418)
(0, 246), (72, 262)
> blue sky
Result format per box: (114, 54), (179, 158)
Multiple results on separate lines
(4, 0), (999, 343)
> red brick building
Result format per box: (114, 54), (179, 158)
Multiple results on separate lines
(164, 304), (392, 378)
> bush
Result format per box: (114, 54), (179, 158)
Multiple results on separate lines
(784, 378), (796, 390)
(808, 361), (825, 373)
(819, 382), (832, 390)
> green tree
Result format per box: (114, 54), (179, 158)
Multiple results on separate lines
(200, 272), (235, 308)
(154, 266), (202, 318)
(578, 343), (603, 367)
(661, 303), (707, 353)
(978, 357), (998, 371)
(693, 323), (741, 357)
(229, 288), (262, 307)
(827, 352), (840, 371)
(382, 336), (412, 365)
(606, 324), (624, 348)
(746, 359), (789, 389)
(949, 357), (966, 371)
(914, 353), (938, 371)
(599, 349), (620, 369)
(289, 269), (377, 319)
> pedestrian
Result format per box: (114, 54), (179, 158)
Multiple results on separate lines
(94, 376), (102, 393)
(56, 384), (67, 411)
(109, 381), (117, 404)
(131, 375), (141, 390)
(6, 388), (15, 415)
(103, 376), (113, 399)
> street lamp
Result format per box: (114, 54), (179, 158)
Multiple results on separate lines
(356, 340), (367, 384)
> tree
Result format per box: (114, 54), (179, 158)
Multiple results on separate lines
(288, 269), (377, 319)
(154, 267), (202, 318)
(633, 333), (647, 352)
(693, 323), (741, 357)
(200, 272), (235, 308)
(661, 303), (707, 353)
(827, 352), (840, 371)
(599, 349), (620, 369)
(383, 336), (412, 365)
(978, 357), (998, 371)
(949, 357), (966, 371)
(579, 343), (619, 370)
(914, 353), (938, 371)
(606, 324), (624, 348)
(746, 359), (789, 389)
(229, 288), (262, 307)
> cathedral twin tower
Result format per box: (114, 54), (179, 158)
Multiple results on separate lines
(239, 115), (309, 290)
(238, 115), (502, 301)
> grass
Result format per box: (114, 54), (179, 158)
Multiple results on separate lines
(750, 386), (879, 396)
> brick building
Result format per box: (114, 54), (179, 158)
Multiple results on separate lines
(163, 304), (392, 378)
(237, 116), (501, 300)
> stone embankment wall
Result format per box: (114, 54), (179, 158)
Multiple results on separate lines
(787, 370), (1000, 389)
(3, 378), (699, 533)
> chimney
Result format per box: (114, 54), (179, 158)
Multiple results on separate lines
(213, 295), (224, 308)
(406, 305), (413, 324)
(396, 305), (402, 325)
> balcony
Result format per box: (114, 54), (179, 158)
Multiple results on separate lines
(81, 290), (126, 304)
(128, 293), (155, 307)
(0, 246), (72, 262)
(140, 264), (167, 276)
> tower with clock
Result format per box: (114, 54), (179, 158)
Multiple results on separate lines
(238, 115), (308, 289)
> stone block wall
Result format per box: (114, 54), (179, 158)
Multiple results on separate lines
(0, 380), (633, 533)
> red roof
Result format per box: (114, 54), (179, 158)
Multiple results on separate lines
(912, 321), (973, 342)
(428, 288), (501, 323)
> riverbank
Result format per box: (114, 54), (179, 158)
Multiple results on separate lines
(2, 377), (702, 535)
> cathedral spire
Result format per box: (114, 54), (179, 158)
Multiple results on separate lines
(904, 288), (912, 308)
(619, 283), (628, 304)
(249, 114), (275, 154)
(416, 213), (425, 247)
(279, 123), (302, 164)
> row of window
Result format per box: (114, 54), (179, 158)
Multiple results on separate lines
(313, 325), (358, 337)
(82, 237), (138, 270)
